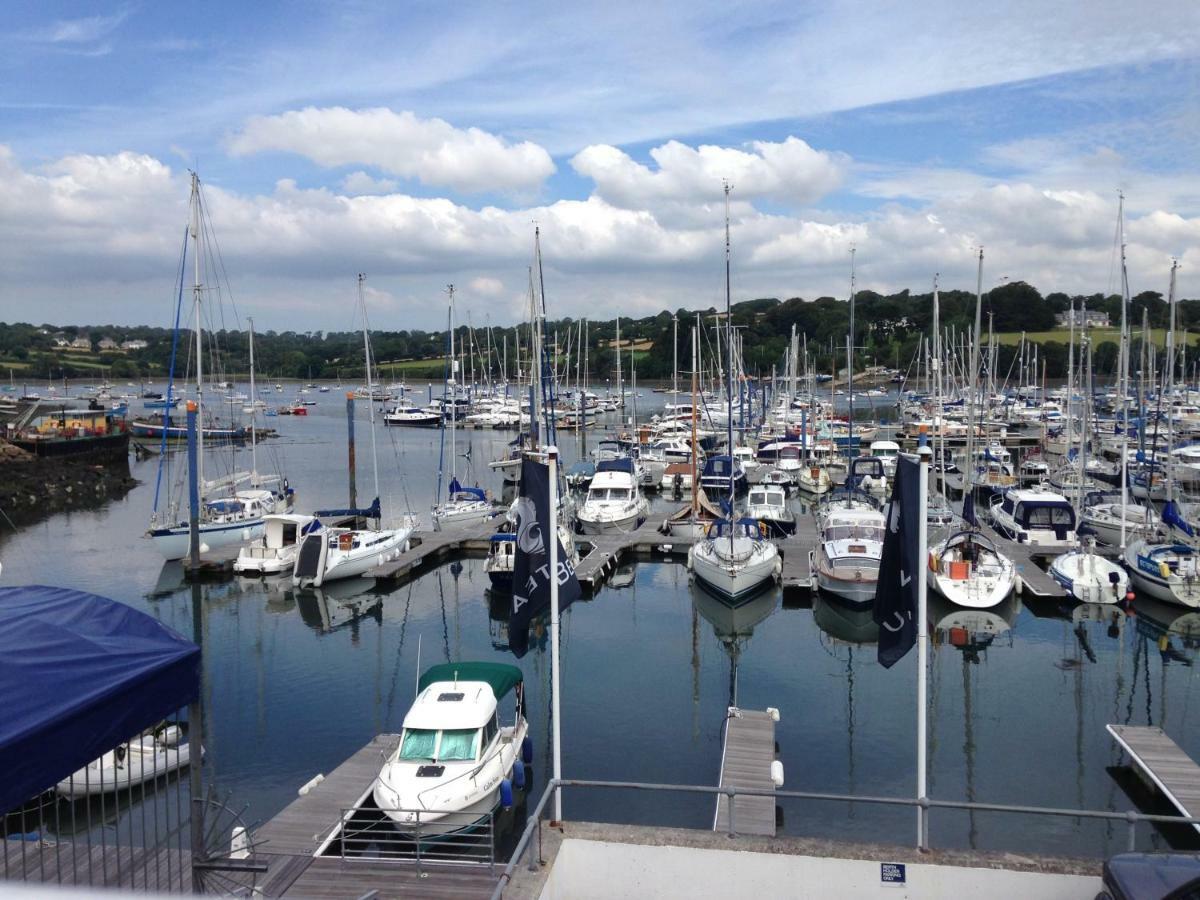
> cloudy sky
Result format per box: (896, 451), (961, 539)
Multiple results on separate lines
(2, 1), (1198, 331)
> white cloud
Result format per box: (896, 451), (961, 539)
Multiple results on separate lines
(468, 276), (504, 296)
(227, 107), (556, 194)
(21, 8), (131, 44)
(341, 171), (399, 195)
(572, 137), (844, 211)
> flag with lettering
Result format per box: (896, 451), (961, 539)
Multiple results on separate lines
(509, 458), (581, 657)
(873, 455), (921, 668)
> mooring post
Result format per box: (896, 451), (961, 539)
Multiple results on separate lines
(346, 392), (357, 511)
(186, 400), (200, 568)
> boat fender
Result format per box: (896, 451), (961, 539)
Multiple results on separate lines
(929, 552), (938, 573)
(1161, 562), (1172, 580)
(500, 778), (514, 810)
(770, 760), (785, 788)
(521, 736), (534, 765)
(766, 707), (781, 722)
(513, 759), (526, 790)
(298, 773), (325, 797)
(1015, 576), (1023, 596)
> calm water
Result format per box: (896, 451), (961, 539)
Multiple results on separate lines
(2, 385), (1199, 859)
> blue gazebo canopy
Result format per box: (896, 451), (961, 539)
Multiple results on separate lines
(0, 585), (200, 813)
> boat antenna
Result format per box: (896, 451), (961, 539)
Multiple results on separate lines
(414, 634), (422, 700)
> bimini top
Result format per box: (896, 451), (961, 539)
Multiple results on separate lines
(417, 662), (523, 700)
(0, 586), (200, 814)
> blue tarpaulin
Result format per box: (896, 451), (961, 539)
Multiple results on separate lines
(0, 586), (200, 814)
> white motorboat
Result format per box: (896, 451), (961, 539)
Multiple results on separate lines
(1048, 542), (1131, 604)
(811, 505), (885, 608)
(373, 662), (531, 837)
(234, 512), (317, 576)
(745, 484), (796, 537)
(988, 486), (1077, 552)
(1123, 540), (1200, 609)
(690, 517), (780, 605)
(293, 513), (417, 587)
(761, 466), (796, 489)
(927, 530), (1016, 609)
(485, 520), (578, 594)
(576, 459), (649, 534)
(56, 724), (197, 799)
(868, 440), (901, 478)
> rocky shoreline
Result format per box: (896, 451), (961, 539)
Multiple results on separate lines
(0, 440), (138, 526)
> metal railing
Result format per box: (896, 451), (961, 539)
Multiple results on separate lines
(334, 806), (496, 872)
(490, 778), (1200, 900)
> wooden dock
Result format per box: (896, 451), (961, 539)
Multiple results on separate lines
(366, 521), (495, 584)
(1108, 724), (1200, 833)
(713, 707), (778, 837)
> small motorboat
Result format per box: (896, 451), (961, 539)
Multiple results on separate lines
(234, 513), (318, 576)
(745, 484), (796, 537)
(56, 724), (198, 799)
(373, 662), (532, 837)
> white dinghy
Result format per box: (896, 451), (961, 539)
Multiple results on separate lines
(56, 724), (198, 799)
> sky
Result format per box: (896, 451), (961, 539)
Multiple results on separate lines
(1, 1), (1198, 332)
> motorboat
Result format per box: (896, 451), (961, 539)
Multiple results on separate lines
(373, 662), (532, 837)
(745, 485), (795, 537)
(690, 517), (780, 605)
(844, 455), (888, 496)
(699, 454), (747, 498)
(761, 466), (796, 489)
(56, 724), (197, 799)
(485, 521), (578, 594)
(234, 513), (318, 576)
(1123, 541), (1200, 609)
(988, 486), (1077, 552)
(565, 460), (596, 490)
(811, 503), (885, 609)
(383, 405), (443, 427)
(927, 530), (1016, 609)
(868, 440), (901, 478)
(661, 461), (694, 493)
(1048, 542), (1131, 604)
(576, 459), (649, 534)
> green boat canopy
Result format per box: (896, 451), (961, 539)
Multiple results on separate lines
(418, 662), (523, 700)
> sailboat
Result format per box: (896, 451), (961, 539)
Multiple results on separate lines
(691, 182), (780, 604)
(292, 275), (418, 587)
(147, 174), (293, 560)
(432, 285), (498, 532)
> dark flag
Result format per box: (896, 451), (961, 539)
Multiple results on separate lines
(873, 455), (922, 668)
(509, 458), (581, 657)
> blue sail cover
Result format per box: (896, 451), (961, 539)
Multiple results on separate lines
(0, 586), (200, 814)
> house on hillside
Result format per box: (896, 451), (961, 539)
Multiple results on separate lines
(120, 339), (148, 351)
(69, 336), (92, 351)
(98, 337), (120, 351)
(53, 338), (71, 348)
(1055, 310), (1109, 328)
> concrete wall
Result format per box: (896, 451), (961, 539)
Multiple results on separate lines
(537, 839), (1102, 900)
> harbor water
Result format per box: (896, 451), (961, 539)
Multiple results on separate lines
(2, 387), (1198, 860)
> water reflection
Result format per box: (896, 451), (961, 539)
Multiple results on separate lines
(295, 583), (384, 636)
(812, 595), (878, 646)
(692, 588), (778, 707)
(929, 594), (1019, 662)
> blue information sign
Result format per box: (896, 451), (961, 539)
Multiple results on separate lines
(881, 862), (907, 886)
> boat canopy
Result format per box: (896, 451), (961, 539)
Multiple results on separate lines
(707, 517), (763, 539)
(0, 586), (200, 814)
(314, 497), (381, 519)
(418, 662), (523, 700)
(596, 458), (634, 475)
(448, 478), (488, 503)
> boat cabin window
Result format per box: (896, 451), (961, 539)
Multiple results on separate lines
(483, 715), (498, 748)
(1020, 504), (1074, 527)
(399, 728), (438, 760)
(749, 491), (767, 506)
(399, 727), (481, 762)
(438, 728), (480, 762)
(282, 523), (297, 543)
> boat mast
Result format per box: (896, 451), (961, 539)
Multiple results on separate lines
(1166, 259), (1179, 509)
(673, 313), (679, 396)
(359, 274), (381, 511)
(691, 325), (699, 517)
(189, 171), (205, 496)
(723, 179), (735, 524)
(1118, 194), (1130, 549)
(847, 246), (856, 461)
(248, 316), (257, 482)
(448, 284), (457, 481)
(932, 275), (945, 506)
(965, 247), (983, 518)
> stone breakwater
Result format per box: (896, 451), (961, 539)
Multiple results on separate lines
(0, 440), (137, 525)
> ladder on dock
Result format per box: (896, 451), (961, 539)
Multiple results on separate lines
(1108, 724), (1200, 833)
(713, 707), (778, 837)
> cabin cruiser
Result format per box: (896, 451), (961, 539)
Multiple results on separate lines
(485, 521), (579, 593)
(373, 663), (532, 837)
(811, 503), (885, 608)
(988, 486), (1077, 552)
(690, 517), (780, 605)
(576, 459), (649, 534)
(234, 513), (318, 575)
(927, 530), (1016, 609)
(745, 485), (795, 537)
(867, 440), (901, 478)
(794, 464), (830, 494)
(383, 405), (443, 427)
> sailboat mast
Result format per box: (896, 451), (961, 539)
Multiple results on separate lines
(673, 313), (679, 396)
(847, 246), (856, 458)
(248, 317), (257, 480)
(691, 325), (699, 516)
(965, 248), (983, 514)
(1167, 259), (1179, 507)
(357, 274), (382, 508)
(723, 179), (734, 505)
(448, 284), (457, 478)
(1118, 194), (1130, 548)
(190, 172), (204, 495)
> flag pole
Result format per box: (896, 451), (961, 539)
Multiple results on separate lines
(916, 442), (932, 849)
(547, 444), (563, 822)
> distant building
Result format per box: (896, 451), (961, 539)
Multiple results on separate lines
(120, 339), (148, 351)
(53, 338), (71, 348)
(69, 336), (92, 350)
(1056, 310), (1109, 328)
(97, 338), (119, 351)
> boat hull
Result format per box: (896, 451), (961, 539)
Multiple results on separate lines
(691, 541), (779, 606)
(149, 518), (267, 561)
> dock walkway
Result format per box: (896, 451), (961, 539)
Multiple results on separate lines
(366, 520), (495, 584)
(713, 707), (778, 837)
(1108, 724), (1200, 833)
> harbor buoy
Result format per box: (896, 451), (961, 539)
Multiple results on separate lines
(770, 760), (785, 788)
(513, 759), (526, 790)
(499, 778), (514, 810)
(521, 735), (534, 765)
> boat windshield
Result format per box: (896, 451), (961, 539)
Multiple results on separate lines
(399, 727), (481, 762)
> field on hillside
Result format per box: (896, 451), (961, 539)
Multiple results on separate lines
(992, 328), (1200, 346)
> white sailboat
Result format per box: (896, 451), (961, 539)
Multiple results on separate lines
(147, 176), (292, 560)
(292, 275), (418, 587)
(691, 182), (780, 603)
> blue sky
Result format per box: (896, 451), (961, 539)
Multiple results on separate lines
(1, 1), (1197, 330)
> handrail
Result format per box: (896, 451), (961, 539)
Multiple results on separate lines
(489, 777), (1200, 900)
